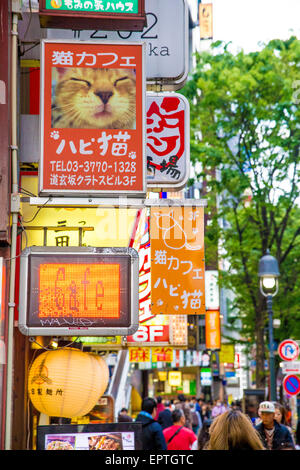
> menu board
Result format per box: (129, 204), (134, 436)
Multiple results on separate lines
(37, 423), (142, 450)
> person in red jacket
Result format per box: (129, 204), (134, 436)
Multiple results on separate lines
(163, 408), (197, 450)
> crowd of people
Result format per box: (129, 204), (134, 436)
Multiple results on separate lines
(118, 394), (300, 451)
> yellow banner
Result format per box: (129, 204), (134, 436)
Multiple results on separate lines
(129, 347), (151, 363)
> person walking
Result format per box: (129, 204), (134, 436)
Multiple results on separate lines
(163, 408), (197, 450)
(158, 400), (173, 430)
(189, 402), (202, 435)
(274, 402), (295, 445)
(255, 401), (295, 450)
(135, 397), (167, 450)
(154, 396), (165, 420)
(175, 394), (192, 430)
(207, 410), (264, 450)
(191, 418), (213, 450)
(118, 407), (133, 423)
(211, 400), (227, 418)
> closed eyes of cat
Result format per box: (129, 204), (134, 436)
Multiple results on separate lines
(70, 77), (92, 87)
(69, 76), (131, 86)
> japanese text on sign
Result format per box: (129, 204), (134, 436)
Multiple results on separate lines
(150, 206), (205, 315)
(45, 1), (138, 14)
(147, 94), (189, 187)
(40, 40), (145, 196)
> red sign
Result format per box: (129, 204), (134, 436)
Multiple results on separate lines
(39, 40), (146, 197)
(283, 375), (300, 396)
(127, 325), (169, 344)
(278, 339), (299, 361)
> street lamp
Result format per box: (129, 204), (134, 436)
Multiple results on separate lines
(258, 250), (280, 402)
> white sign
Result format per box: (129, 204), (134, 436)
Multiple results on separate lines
(281, 361), (300, 375)
(146, 92), (190, 190)
(205, 270), (219, 310)
(45, 0), (189, 89)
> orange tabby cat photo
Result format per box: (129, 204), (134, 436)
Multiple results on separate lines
(51, 67), (136, 130)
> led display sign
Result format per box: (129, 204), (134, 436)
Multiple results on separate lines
(39, 0), (146, 31)
(18, 246), (139, 336)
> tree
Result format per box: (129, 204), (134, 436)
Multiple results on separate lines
(182, 38), (300, 389)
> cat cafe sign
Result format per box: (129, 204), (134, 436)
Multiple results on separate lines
(39, 39), (146, 197)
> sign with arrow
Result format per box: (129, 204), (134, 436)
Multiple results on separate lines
(278, 339), (299, 361)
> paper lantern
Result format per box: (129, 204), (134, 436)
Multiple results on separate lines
(28, 348), (109, 418)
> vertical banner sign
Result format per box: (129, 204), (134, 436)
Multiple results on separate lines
(146, 92), (190, 191)
(150, 206), (205, 315)
(39, 40), (146, 197)
(199, 3), (213, 40)
(205, 310), (221, 350)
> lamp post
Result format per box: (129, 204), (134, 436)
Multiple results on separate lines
(258, 250), (280, 402)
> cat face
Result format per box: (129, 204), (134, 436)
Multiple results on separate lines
(52, 67), (136, 129)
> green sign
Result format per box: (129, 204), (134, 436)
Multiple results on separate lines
(45, 0), (138, 14)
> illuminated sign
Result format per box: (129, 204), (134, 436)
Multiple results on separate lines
(44, 0), (139, 14)
(18, 246), (139, 336)
(39, 0), (146, 31)
(39, 40), (146, 197)
(168, 371), (182, 387)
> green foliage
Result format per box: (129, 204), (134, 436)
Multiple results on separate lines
(182, 38), (300, 372)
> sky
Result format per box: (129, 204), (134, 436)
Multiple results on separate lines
(188, 0), (300, 53)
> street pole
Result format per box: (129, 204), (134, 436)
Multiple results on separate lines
(266, 295), (276, 401)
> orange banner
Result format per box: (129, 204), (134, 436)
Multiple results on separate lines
(199, 3), (213, 40)
(205, 310), (221, 350)
(150, 206), (205, 315)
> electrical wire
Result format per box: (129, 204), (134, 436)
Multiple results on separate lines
(21, 197), (51, 224)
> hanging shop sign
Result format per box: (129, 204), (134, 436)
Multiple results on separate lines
(205, 270), (219, 310)
(18, 246), (139, 336)
(127, 325), (169, 344)
(205, 310), (221, 350)
(39, 0), (146, 31)
(168, 371), (182, 387)
(200, 368), (212, 386)
(150, 203), (205, 315)
(46, 0), (189, 90)
(152, 346), (173, 363)
(146, 92), (190, 191)
(199, 3), (213, 40)
(219, 344), (235, 364)
(39, 39), (146, 197)
(129, 346), (151, 362)
(170, 315), (188, 346)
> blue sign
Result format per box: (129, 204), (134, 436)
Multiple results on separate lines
(283, 375), (300, 396)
